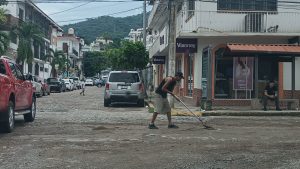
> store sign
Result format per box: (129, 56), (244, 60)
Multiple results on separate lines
(152, 56), (165, 64)
(233, 57), (254, 90)
(176, 38), (197, 53)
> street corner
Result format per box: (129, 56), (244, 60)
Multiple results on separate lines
(171, 108), (203, 117)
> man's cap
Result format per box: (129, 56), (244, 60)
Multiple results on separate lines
(175, 72), (184, 79)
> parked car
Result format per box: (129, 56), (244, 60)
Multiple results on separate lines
(85, 78), (94, 86)
(41, 79), (50, 96)
(59, 79), (67, 92)
(26, 75), (43, 98)
(0, 56), (36, 133)
(104, 71), (145, 107)
(47, 78), (64, 93)
(68, 78), (77, 90)
(62, 79), (73, 91)
(70, 77), (81, 89)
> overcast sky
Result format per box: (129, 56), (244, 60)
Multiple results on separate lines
(36, 0), (150, 25)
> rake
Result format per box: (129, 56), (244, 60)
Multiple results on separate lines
(173, 95), (214, 129)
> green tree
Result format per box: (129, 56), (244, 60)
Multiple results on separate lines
(0, 8), (7, 23)
(121, 41), (148, 70)
(0, 31), (9, 55)
(104, 41), (148, 70)
(83, 51), (109, 77)
(0, 1), (9, 55)
(15, 22), (44, 68)
(46, 49), (67, 77)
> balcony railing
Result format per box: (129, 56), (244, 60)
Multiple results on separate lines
(176, 10), (300, 35)
(148, 36), (160, 57)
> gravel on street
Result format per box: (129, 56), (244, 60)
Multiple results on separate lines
(0, 86), (300, 169)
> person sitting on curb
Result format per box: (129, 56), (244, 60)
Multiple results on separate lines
(263, 80), (281, 111)
(148, 72), (184, 129)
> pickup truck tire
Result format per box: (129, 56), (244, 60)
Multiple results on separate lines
(24, 97), (36, 122)
(2, 101), (15, 133)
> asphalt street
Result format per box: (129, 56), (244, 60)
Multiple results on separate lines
(0, 86), (300, 169)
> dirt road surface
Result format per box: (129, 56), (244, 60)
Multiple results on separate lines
(1, 86), (300, 169)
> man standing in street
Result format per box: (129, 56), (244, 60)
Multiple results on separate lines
(148, 72), (184, 129)
(263, 80), (281, 111)
(80, 80), (85, 96)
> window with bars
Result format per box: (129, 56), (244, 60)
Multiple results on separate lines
(217, 0), (277, 11)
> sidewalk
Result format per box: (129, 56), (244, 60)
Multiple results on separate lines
(145, 99), (300, 117)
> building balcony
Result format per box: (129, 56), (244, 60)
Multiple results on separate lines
(148, 36), (160, 58)
(148, 0), (168, 29)
(176, 10), (300, 37)
(0, 14), (21, 30)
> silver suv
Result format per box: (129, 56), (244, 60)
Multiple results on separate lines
(104, 71), (145, 107)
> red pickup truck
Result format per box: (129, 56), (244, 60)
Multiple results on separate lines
(0, 56), (36, 133)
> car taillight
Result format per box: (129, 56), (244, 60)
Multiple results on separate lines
(105, 83), (109, 90)
(139, 83), (144, 92)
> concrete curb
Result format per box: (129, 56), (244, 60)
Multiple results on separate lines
(201, 111), (300, 116)
(145, 100), (300, 116)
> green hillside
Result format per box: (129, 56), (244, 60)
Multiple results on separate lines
(61, 13), (145, 44)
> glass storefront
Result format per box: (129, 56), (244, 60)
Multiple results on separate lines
(212, 50), (278, 99)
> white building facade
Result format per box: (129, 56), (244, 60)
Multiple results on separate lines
(148, 0), (300, 108)
(56, 28), (84, 78)
(1, 0), (62, 80)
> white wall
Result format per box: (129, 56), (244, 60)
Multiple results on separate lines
(178, 1), (300, 34)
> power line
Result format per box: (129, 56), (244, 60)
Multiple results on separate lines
(49, 0), (133, 15)
(56, 6), (143, 23)
(49, 0), (96, 15)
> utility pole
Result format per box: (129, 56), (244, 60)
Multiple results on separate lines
(143, 0), (147, 46)
(168, 0), (177, 108)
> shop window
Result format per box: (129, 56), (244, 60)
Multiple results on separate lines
(215, 52), (255, 99)
(40, 66), (44, 72)
(215, 56), (233, 99)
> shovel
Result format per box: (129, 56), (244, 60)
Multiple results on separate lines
(173, 95), (214, 129)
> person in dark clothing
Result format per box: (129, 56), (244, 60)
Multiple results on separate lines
(148, 72), (184, 129)
(263, 80), (281, 111)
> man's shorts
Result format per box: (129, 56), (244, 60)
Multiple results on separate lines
(153, 94), (171, 114)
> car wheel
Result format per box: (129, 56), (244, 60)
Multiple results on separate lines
(137, 99), (145, 107)
(1, 101), (15, 133)
(104, 99), (110, 107)
(24, 97), (36, 122)
(58, 88), (62, 93)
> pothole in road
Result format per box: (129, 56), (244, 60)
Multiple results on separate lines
(92, 126), (108, 130)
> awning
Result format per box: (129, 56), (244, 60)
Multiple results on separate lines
(226, 43), (300, 56)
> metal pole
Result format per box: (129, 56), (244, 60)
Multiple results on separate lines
(292, 57), (295, 99)
(67, 44), (69, 77)
(167, 0), (177, 108)
(143, 0), (147, 46)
